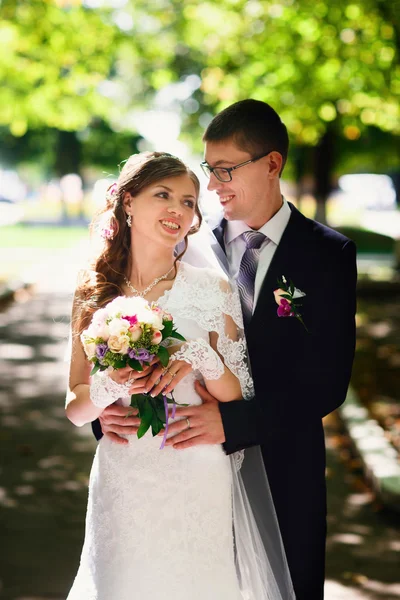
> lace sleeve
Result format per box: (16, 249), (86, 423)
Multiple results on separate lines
(165, 265), (254, 401)
(170, 338), (225, 380)
(90, 371), (131, 409)
(214, 279), (254, 400)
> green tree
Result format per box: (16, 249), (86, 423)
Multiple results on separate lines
(0, 0), (398, 225)
(176, 0), (399, 221)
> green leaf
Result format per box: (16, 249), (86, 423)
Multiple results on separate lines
(137, 397), (153, 439)
(162, 320), (173, 339)
(157, 345), (170, 367)
(151, 414), (164, 436)
(129, 394), (141, 409)
(151, 396), (167, 423)
(128, 357), (143, 372)
(90, 363), (101, 376)
(280, 293), (293, 301)
(289, 280), (295, 295)
(114, 358), (127, 369)
(169, 330), (186, 341)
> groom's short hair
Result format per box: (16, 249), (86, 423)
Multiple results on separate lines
(203, 99), (289, 173)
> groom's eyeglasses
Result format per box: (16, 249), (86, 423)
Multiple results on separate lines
(200, 152), (272, 183)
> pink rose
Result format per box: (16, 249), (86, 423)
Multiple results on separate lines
(129, 324), (142, 342)
(151, 330), (162, 345)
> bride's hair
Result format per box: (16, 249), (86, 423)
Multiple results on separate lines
(75, 152), (201, 334)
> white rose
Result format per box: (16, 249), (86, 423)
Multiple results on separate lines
(273, 288), (289, 306)
(108, 317), (130, 337)
(142, 308), (164, 330)
(90, 320), (110, 341)
(108, 334), (130, 354)
(82, 339), (96, 359)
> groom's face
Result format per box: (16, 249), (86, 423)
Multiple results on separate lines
(204, 139), (273, 227)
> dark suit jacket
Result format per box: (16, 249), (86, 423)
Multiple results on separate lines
(218, 203), (357, 599)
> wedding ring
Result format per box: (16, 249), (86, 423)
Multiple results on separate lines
(186, 418), (191, 429)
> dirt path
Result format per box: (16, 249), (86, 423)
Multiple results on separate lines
(0, 283), (398, 599)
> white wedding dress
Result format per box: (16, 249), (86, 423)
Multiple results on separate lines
(67, 263), (293, 600)
(67, 263), (250, 600)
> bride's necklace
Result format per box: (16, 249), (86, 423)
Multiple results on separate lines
(124, 266), (175, 298)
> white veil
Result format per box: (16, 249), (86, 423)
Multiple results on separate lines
(181, 221), (295, 600)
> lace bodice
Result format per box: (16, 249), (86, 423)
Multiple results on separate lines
(158, 262), (254, 400)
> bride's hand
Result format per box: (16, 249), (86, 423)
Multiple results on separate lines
(144, 359), (192, 397)
(107, 358), (160, 394)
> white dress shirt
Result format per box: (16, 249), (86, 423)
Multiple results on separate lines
(225, 197), (291, 310)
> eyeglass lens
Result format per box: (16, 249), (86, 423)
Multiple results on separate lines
(202, 165), (230, 182)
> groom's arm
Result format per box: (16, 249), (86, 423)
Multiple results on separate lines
(92, 418), (103, 441)
(221, 239), (357, 455)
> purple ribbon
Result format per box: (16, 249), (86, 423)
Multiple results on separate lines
(159, 395), (169, 450)
(159, 396), (177, 450)
(171, 402), (177, 419)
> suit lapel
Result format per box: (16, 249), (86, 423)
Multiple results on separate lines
(250, 204), (311, 328)
(212, 219), (230, 272)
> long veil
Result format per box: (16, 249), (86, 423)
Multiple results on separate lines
(181, 221), (295, 600)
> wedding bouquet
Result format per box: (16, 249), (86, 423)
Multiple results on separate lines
(81, 296), (185, 446)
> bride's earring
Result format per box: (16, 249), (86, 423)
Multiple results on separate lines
(126, 214), (132, 228)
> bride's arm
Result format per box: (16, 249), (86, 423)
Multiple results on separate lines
(146, 308), (243, 403)
(206, 320), (242, 402)
(65, 294), (138, 427)
(65, 314), (104, 427)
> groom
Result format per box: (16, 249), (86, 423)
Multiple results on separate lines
(96, 100), (357, 599)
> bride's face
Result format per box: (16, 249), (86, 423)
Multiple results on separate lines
(124, 174), (198, 248)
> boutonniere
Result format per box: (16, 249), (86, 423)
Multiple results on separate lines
(274, 275), (309, 332)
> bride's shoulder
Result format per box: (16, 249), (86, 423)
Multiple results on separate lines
(179, 262), (229, 288)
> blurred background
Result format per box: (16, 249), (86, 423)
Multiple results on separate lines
(0, 0), (399, 598)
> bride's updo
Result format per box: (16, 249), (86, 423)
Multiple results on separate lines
(75, 152), (202, 333)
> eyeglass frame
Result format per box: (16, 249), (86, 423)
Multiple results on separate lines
(200, 151), (272, 183)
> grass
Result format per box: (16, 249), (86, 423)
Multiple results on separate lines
(0, 225), (90, 285)
(0, 225), (89, 249)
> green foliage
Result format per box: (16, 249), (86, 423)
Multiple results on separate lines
(178, 0), (399, 148)
(0, 0), (398, 175)
(0, 0), (120, 134)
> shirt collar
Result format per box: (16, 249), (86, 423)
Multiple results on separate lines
(225, 196), (291, 246)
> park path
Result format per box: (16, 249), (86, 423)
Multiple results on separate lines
(0, 249), (399, 600)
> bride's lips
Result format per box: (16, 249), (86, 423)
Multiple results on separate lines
(159, 218), (181, 235)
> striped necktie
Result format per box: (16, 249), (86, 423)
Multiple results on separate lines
(237, 231), (268, 325)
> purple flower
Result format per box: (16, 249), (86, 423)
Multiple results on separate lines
(277, 299), (295, 318)
(128, 348), (155, 363)
(96, 343), (108, 363)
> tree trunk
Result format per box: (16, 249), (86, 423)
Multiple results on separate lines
(313, 125), (335, 225)
(292, 145), (312, 213)
(54, 130), (83, 223)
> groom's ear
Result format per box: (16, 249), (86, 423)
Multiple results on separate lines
(267, 152), (283, 179)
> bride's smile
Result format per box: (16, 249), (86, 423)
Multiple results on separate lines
(123, 175), (198, 249)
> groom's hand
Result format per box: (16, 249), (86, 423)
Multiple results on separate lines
(99, 405), (140, 445)
(163, 381), (226, 449)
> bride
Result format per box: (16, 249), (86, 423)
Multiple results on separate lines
(65, 151), (294, 600)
